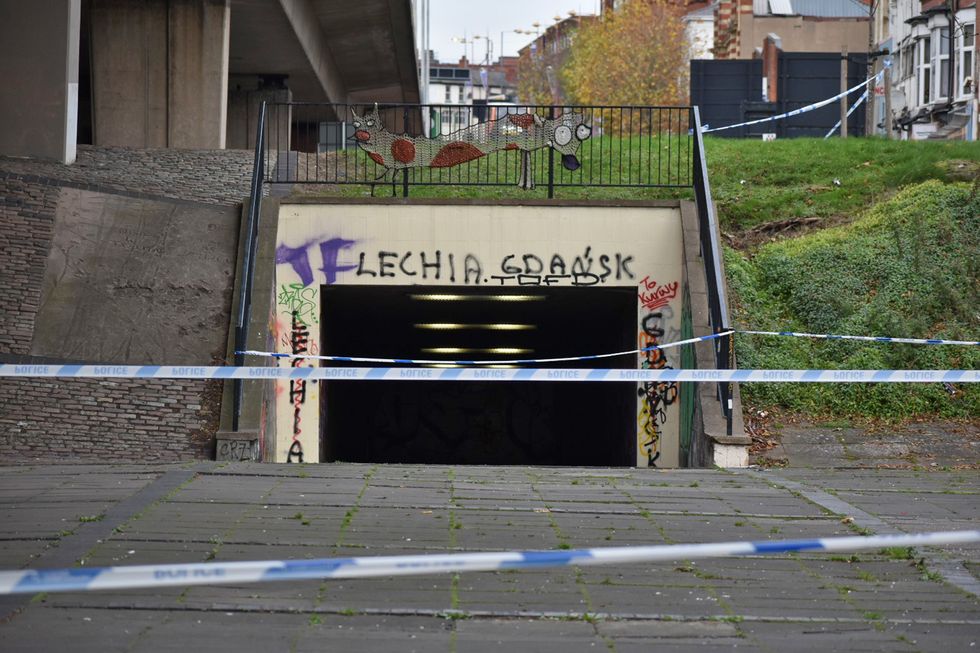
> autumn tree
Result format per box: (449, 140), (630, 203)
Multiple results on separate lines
(518, 43), (570, 106)
(562, 0), (689, 107)
(517, 50), (556, 106)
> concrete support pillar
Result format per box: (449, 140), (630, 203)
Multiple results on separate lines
(90, 0), (230, 149)
(226, 77), (292, 150)
(0, 0), (81, 163)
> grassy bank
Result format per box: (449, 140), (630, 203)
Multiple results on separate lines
(704, 137), (980, 233)
(728, 180), (979, 418)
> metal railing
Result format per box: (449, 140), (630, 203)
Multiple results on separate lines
(261, 103), (694, 197)
(692, 107), (734, 434)
(232, 102), (267, 431)
(232, 101), (733, 435)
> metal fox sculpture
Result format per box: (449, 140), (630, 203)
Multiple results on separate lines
(351, 105), (591, 190)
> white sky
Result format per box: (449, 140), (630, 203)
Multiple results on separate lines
(423, 0), (600, 63)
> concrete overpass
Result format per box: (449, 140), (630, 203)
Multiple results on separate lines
(0, 0), (420, 162)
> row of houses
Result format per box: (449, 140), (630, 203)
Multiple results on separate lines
(700, 0), (976, 139)
(422, 0), (975, 141)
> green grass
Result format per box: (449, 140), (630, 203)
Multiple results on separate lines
(880, 546), (916, 561)
(704, 137), (980, 231)
(729, 179), (979, 418)
(297, 136), (978, 215)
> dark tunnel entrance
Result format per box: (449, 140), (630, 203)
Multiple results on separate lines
(320, 286), (637, 466)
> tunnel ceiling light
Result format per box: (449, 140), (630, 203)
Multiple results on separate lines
(486, 364), (518, 369)
(429, 363), (462, 368)
(422, 347), (534, 355)
(410, 293), (545, 302)
(414, 323), (536, 331)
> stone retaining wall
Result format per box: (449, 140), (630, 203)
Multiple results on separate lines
(0, 145), (251, 462)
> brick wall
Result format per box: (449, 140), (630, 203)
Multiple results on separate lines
(0, 145), (252, 463)
(0, 377), (220, 462)
(714, 0), (753, 59)
(0, 177), (57, 354)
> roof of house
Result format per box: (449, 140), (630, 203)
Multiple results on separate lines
(684, 1), (718, 20)
(785, 0), (869, 18)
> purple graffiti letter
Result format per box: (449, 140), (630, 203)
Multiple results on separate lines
(276, 238), (358, 286)
(319, 238), (358, 285)
(276, 242), (315, 286)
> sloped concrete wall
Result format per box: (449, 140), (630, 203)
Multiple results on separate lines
(0, 146), (249, 461)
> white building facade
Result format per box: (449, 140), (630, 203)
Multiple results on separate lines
(884, 1), (977, 140)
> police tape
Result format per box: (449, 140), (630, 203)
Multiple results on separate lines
(739, 330), (980, 346)
(1, 529), (977, 595)
(0, 364), (976, 383)
(825, 89), (868, 139)
(702, 70), (883, 134)
(239, 331), (732, 366)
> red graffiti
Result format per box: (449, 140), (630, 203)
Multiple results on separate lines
(639, 277), (678, 311)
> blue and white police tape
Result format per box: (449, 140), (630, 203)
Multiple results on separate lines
(0, 364), (977, 383)
(239, 332), (732, 366)
(1, 529), (977, 595)
(739, 330), (980, 347)
(702, 70), (883, 134)
(825, 89), (869, 139)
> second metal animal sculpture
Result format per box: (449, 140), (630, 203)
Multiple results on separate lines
(351, 105), (592, 189)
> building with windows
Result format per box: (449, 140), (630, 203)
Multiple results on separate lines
(424, 56), (518, 135)
(881, 0), (977, 139)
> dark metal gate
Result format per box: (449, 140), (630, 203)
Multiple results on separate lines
(691, 52), (870, 137)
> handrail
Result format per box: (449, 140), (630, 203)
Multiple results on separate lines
(692, 107), (734, 435)
(232, 101), (267, 431)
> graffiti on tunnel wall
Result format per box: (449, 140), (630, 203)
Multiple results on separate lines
(276, 235), (636, 288)
(286, 311), (310, 463)
(272, 203), (684, 465)
(636, 293), (682, 467)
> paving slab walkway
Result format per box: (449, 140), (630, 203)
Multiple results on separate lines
(0, 460), (977, 652)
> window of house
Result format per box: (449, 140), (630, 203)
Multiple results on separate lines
(934, 26), (950, 100)
(961, 23), (975, 97)
(918, 36), (931, 105)
(445, 85), (452, 103)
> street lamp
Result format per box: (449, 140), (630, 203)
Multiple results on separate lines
(472, 34), (493, 65)
(451, 35), (475, 62)
(500, 29), (526, 61)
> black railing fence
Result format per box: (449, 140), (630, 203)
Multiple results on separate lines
(263, 103), (694, 196)
(233, 102), (733, 435)
(692, 107), (735, 434)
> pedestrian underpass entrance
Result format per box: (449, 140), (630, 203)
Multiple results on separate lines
(319, 285), (636, 465)
(226, 105), (747, 468)
(268, 200), (687, 467)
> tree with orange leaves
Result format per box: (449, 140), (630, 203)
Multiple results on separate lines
(562, 0), (690, 107)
